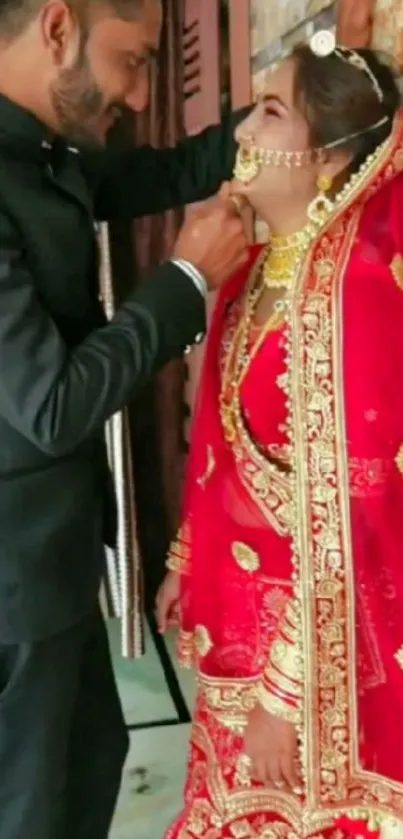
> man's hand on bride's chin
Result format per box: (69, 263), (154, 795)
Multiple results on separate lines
(243, 704), (301, 792)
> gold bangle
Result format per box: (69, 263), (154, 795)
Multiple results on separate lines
(257, 685), (301, 724)
(263, 666), (302, 698)
(165, 556), (189, 574)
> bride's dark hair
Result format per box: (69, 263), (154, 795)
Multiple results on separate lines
(293, 44), (401, 171)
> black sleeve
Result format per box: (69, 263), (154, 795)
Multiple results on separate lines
(0, 212), (205, 457)
(82, 108), (249, 222)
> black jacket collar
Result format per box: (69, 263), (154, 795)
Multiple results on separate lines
(0, 93), (54, 144)
(0, 93), (93, 214)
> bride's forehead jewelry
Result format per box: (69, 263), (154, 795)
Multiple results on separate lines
(310, 30), (384, 103)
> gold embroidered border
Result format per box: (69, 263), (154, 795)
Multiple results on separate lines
(233, 436), (294, 538)
(289, 112), (403, 833)
(198, 673), (259, 734)
(390, 254), (403, 291)
(394, 646), (403, 670)
(178, 115), (403, 839)
(177, 625), (213, 669)
(190, 714), (303, 833)
(395, 444), (403, 478)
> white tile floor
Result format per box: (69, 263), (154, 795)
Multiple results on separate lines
(108, 620), (194, 839)
(107, 619), (178, 726)
(110, 724), (190, 839)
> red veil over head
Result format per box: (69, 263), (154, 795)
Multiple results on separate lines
(170, 112), (403, 837)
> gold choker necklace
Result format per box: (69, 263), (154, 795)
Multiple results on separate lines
(264, 223), (317, 290)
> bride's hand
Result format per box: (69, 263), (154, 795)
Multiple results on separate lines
(155, 570), (180, 634)
(243, 704), (301, 792)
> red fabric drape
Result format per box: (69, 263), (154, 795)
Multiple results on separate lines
(166, 114), (403, 838)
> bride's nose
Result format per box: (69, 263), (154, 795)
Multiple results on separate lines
(234, 119), (256, 147)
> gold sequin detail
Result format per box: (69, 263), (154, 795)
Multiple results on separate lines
(166, 521), (191, 574)
(395, 646), (403, 670)
(231, 541), (260, 573)
(234, 755), (252, 788)
(391, 254), (403, 290)
(194, 625), (213, 658)
(196, 445), (215, 489)
(200, 676), (258, 733)
(395, 444), (403, 477)
(257, 686), (301, 724)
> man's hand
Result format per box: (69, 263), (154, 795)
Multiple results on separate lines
(155, 570), (181, 634)
(243, 704), (301, 792)
(173, 183), (248, 291)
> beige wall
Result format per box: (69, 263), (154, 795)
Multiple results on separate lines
(372, 0), (403, 69)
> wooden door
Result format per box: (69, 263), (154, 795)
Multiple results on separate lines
(183, 0), (252, 422)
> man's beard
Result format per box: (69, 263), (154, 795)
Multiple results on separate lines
(50, 53), (110, 147)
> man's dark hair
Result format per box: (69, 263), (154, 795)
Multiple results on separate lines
(0, 0), (146, 39)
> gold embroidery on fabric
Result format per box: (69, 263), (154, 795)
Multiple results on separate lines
(177, 628), (194, 669)
(189, 720), (302, 832)
(234, 756), (252, 789)
(197, 445), (216, 489)
(394, 646), (403, 670)
(395, 444), (403, 478)
(380, 816), (403, 839)
(267, 442), (292, 463)
(233, 448), (294, 537)
(194, 625), (213, 658)
(390, 254), (403, 290)
(200, 676), (258, 733)
(219, 270), (294, 539)
(297, 231), (351, 800)
(177, 627), (214, 669)
(231, 542), (260, 573)
(269, 640), (302, 688)
(257, 687), (301, 724)
(176, 121), (403, 839)
(166, 521), (191, 574)
(290, 118), (403, 832)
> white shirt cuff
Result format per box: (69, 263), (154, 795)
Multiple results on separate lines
(170, 259), (207, 298)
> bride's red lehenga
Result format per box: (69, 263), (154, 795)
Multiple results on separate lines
(165, 113), (403, 839)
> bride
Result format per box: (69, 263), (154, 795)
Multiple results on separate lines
(157, 31), (403, 839)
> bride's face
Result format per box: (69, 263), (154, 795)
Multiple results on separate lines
(233, 57), (319, 212)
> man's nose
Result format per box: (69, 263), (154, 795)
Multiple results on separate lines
(124, 73), (150, 113)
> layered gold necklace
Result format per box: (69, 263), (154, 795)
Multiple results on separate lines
(220, 223), (317, 444)
(264, 225), (317, 290)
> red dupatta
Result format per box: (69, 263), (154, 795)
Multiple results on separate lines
(169, 112), (403, 837)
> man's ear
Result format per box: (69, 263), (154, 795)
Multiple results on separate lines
(39, 0), (80, 69)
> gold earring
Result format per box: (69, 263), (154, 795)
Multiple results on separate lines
(317, 174), (333, 193)
(307, 174), (334, 226)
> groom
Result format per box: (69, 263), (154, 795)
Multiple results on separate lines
(0, 0), (248, 836)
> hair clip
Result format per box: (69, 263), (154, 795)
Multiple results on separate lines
(310, 30), (336, 58)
